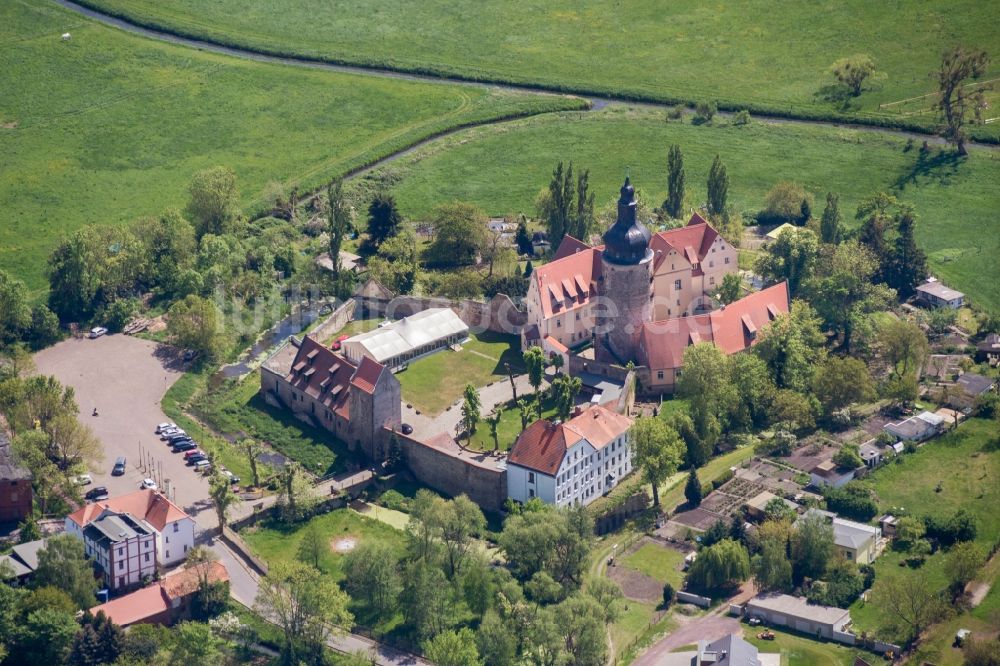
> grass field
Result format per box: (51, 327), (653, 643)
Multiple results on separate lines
(76, 0), (1000, 136)
(849, 418), (1000, 641)
(373, 107), (1000, 312)
(241, 508), (408, 582)
(0, 1), (583, 295)
(744, 626), (873, 666)
(467, 394), (557, 452)
(621, 542), (686, 589)
(396, 331), (524, 415)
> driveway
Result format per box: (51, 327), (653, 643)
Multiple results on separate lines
(34, 334), (213, 528)
(631, 614), (744, 665)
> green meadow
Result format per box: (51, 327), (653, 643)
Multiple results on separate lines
(0, 0), (582, 295)
(370, 107), (1000, 312)
(78, 0), (1000, 135)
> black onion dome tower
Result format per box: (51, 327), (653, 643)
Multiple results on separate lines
(598, 177), (654, 364)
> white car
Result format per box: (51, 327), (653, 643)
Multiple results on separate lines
(73, 474), (93, 486)
(88, 327), (108, 339)
(193, 459), (212, 473)
(140, 478), (158, 490)
(155, 422), (177, 434)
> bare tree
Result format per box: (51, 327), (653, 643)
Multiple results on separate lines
(937, 47), (991, 155)
(872, 572), (948, 643)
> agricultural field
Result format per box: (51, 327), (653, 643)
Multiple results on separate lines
(620, 542), (686, 589)
(371, 106), (1000, 312)
(0, 0), (583, 295)
(77, 0), (1000, 136)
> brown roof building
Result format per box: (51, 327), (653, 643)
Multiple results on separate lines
(0, 429), (32, 523)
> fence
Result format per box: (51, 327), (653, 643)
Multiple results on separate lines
(676, 591), (712, 608)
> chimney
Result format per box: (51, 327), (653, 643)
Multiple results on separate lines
(573, 405), (584, 417)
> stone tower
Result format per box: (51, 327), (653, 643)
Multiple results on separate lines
(598, 177), (653, 364)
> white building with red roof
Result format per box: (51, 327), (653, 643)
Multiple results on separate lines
(66, 489), (195, 568)
(506, 405), (633, 507)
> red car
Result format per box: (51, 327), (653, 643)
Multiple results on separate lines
(331, 334), (350, 350)
(183, 449), (205, 459)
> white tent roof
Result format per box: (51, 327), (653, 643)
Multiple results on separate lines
(345, 308), (468, 363)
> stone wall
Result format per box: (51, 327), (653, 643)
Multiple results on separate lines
(394, 431), (507, 513)
(309, 300), (357, 343)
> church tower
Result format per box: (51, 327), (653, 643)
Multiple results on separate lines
(598, 177), (653, 364)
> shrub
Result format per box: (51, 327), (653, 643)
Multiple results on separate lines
(665, 106), (684, 121)
(733, 109), (751, 126)
(662, 582), (675, 608)
(712, 468), (735, 490)
(379, 489), (408, 512)
(693, 101), (717, 124)
(823, 482), (878, 521)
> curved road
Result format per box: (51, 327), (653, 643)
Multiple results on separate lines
(55, 0), (998, 155)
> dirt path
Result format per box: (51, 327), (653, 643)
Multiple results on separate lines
(55, 0), (999, 153)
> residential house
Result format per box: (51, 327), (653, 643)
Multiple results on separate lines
(66, 489), (195, 567)
(315, 250), (364, 275)
(858, 442), (882, 468)
(0, 537), (48, 585)
(803, 509), (881, 565)
(884, 411), (944, 442)
(0, 430), (32, 523)
(745, 593), (853, 640)
(80, 510), (158, 591)
(744, 490), (798, 521)
(341, 308), (469, 371)
(89, 561), (229, 627)
(506, 405), (633, 507)
(975, 333), (1000, 364)
(764, 222), (799, 243)
(957, 372), (994, 399)
(658, 633), (780, 666)
(915, 280), (964, 309)
(809, 460), (855, 489)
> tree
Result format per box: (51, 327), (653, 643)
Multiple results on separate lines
(47, 412), (103, 471)
(568, 168), (596, 241)
(33, 534), (97, 609)
(945, 541), (986, 591)
(855, 191), (898, 278)
(342, 542), (401, 620)
(515, 215), (533, 255)
(550, 373), (582, 421)
(829, 55), (878, 96)
(366, 228), (417, 293)
(664, 144), (686, 218)
(46, 231), (99, 321)
(499, 504), (592, 587)
(427, 202), (489, 267)
(16, 607), (78, 666)
(422, 628), (483, 666)
(791, 512), (835, 584)
(753, 535), (793, 592)
(167, 621), (223, 666)
(485, 406), (503, 452)
(523, 346), (546, 397)
(687, 539), (750, 594)
(186, 166), (240, 237)
(832, 443), (864, 470)
(894, 516), (928, 552)
(239, 438), (264, 488)
(516, 396), (539, 432)
(184, 547), (227, 620)
(729, 352), (777, 430)
(476, 610), (517, 666)
(812, 356), (875, 416)
(70, 611), (124, 666)
(367, 190), (402, 247)
(753, 300), (827, 392)
(702, 518), (731, 549)
(937, 46), (991, 155)
(755, 227), (818, 296)
(554, 595), (607, 666)
(804, 240), (895, 351)
(717, 272), (742, 305)
(706, 155), (729, 218)
(0, 270), (31, 346)
(629, 416), (683, 508)
(811, 557), (865, 607)
(461, 383), (481, 443)
(685, 468), (702, 507)
(439, 495), (487, 579)
(885, 208), (929, 299)
(540, 161), (576, 245)
(823, 482), (879, 522)
(27, 304), (61, 349)
(167, 295), (225, 361)
(876, 318), (928, 380)
(762, 181), (814, 226)
(209, 472), (237, 531)
(400, 559), (453, 640)
(677, 343), (737, 448)
(586, 577), (624, 625)
(871, 571), (947, 643)
(819, 192), (842, 244)
(255, 561), (352, 665)
(296, 522), (325, 570)
(327, 179), (351, 277)
(460, 556), (495, 619)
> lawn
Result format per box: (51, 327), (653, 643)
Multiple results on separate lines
(240, 508), (408, 583)
(466, 394), (557, 452)
(76, 0), (1000, 136)
(620, 542), (686, 589)
(396, 331), (524, 415)
(320, 317), (381, 346)
(744, 626), (874, 666)
(194, 370), (363, 477)
(0, 1), (583, 296)
(849, 418), (1000, 640)
(374, 107), (1000, 312)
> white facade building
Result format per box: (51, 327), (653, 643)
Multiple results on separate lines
(80, 510), (157, 591)
(507, 405), (633, 507)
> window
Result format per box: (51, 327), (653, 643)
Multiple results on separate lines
(528, 472), (535, 483)
(556, 320), (561, 328)
(528, 489), (535, 498)
(724, 257), (730, 264)
(709, 261), (714, 268)
(144, 553), (150, 563)
(118, 548), (123, 557)
(674, 279), (681, 290)
(709, 277), (715, 285)
(657, 371), (664, 380)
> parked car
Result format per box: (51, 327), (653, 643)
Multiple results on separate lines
(331, 334), (350, 351)
(193, 459), (212, 473)
(183, 449), (205, 459)
(186, 454), (208, 465)
(112, 457), (126, 476)
(162, 430), (187, 441)
(155, 422), (177, 434)
(140, 478), (157, 490)
(73, 473), (93, 486)
(85, 486), (109, 501)
(165, 434), (191, 444)
(400, 423), (413, 435)
(172, 441), (197, 453)
(88, 327), (108, 339)
(220, 469), (240, 485)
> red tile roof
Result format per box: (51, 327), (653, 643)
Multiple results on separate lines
(531, 246), (601, 318)
(508, 406), (632, 475)
(350, 356), (384, 395)
(160, 561), (229, 601)
(286, 336), (357, 416)
(552, 235), (591, 261)
(67, 489), (190, 532)
(650, 214), (723, 272)
(90, 584), (170, 627)
(638, 282), (789, 372)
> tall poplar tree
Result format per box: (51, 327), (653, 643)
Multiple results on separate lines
(886, 207), (928, 299)
(706, 155), (729, 218)
(819, 192), (842, 244)
(664, 144), (685, 218)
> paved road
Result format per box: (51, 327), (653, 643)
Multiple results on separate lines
(55, 0), (1000, 154)
(34, 335), (428, 665)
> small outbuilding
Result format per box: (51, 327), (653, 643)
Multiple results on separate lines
(341, 308), (469, 371)
(915, 279), (964, 309)
(884, 411), (944, 442)
(745, 593), (852, 640)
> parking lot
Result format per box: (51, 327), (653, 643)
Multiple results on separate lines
(33, 334), (217, 530)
